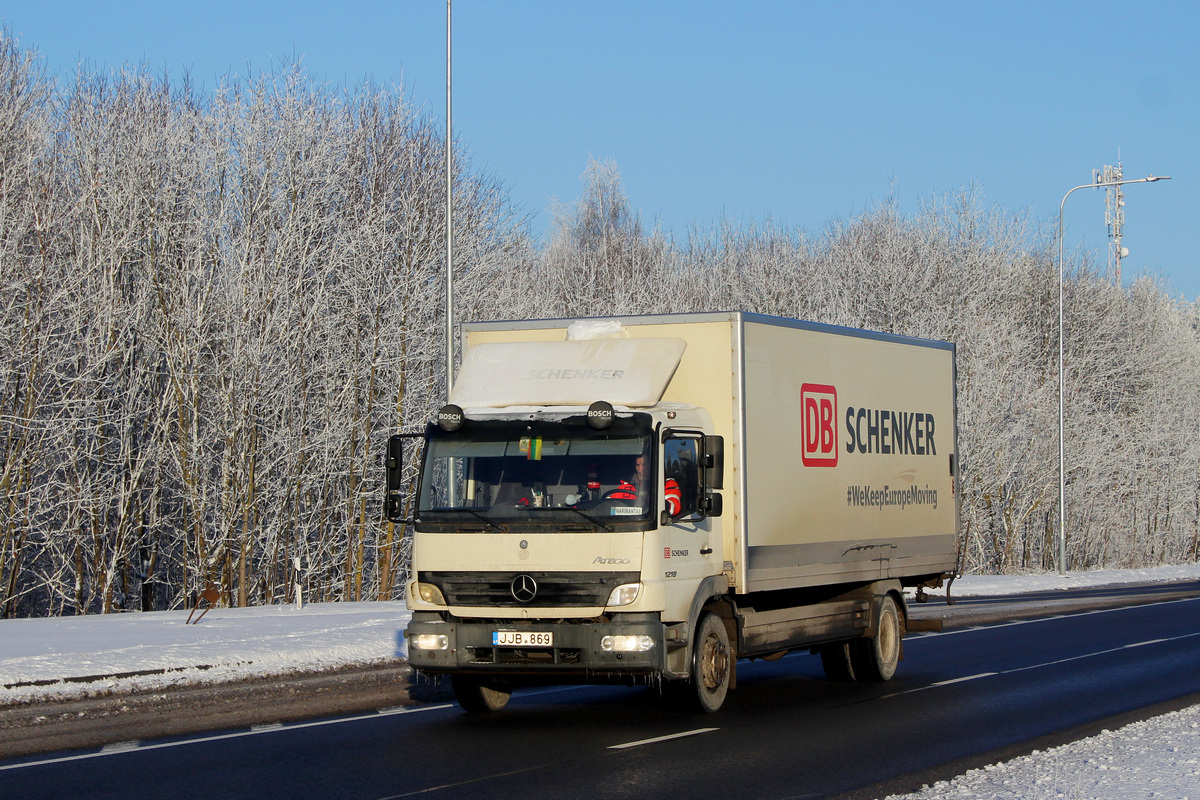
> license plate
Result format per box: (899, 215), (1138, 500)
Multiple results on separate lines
(493, 630), (553, 647)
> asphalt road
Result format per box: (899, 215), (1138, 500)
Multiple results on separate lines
(2, 584), (1199, 800)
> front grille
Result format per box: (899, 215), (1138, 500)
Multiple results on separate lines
(467, 646), (583, 665)
(421, 571), (638, 607)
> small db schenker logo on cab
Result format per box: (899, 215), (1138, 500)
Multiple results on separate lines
(801, 384), (838, 467)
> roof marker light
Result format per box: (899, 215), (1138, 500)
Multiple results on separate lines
(587, 400), (614, 430)
(437, 404), (465, 432)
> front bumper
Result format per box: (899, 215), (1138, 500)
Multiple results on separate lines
(405, 611), (665, 676)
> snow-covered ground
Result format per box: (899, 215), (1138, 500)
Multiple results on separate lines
(883, 703), (1200, 800)
(2, 564), (1199, 797)
(0, 599), (413, 705)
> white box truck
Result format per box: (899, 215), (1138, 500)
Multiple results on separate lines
(386, 312), (958, 712)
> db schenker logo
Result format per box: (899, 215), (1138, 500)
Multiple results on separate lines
(801, 384), (838, 467)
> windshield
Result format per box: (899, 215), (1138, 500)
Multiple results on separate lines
(417, 415), (654, 530)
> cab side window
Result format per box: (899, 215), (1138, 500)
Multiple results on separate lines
(663, 436), (701, 520)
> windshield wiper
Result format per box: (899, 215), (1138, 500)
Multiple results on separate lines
(427, 508), (503, 531)
(525, 506), (612, 532)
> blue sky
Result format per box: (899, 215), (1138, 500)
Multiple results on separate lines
(5, 0), (1198, 299)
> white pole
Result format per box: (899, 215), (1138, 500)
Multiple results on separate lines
(445, 0), (455, 397)
(293, 556), (303, 609)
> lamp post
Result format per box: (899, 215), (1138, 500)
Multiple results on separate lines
(1057, 173), (1170, 575)
(445, 0), (455, 395)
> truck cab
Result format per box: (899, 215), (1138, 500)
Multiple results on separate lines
(401, 402), (728, 711)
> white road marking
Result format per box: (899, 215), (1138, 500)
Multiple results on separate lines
(609, 727), (719, 750)
(914, 594), (1200, 638)
(883, 629), (1199, 699)
(930, 672), (998, 687)
(0, 703), (455, 772)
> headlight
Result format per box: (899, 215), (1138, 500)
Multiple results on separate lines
(606, 583), (641, 606)
(413, 582), (446, 605)
(410, 633), (449, 651)
(600, 634), (655, 652)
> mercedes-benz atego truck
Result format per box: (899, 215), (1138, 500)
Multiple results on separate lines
(386, 312), (958, 712)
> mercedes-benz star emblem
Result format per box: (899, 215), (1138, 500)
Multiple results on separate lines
(511, 574), (537, 603)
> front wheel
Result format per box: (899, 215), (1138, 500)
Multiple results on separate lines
(850, 594), (903, 681)
(450, 675), (512, 712)
(690, 612), (734, 712)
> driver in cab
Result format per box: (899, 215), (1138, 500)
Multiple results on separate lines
(607, 455), (681, 516)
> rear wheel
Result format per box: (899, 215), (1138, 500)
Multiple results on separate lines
(450, 675), (512, 712)
(850, 594), (903, 681)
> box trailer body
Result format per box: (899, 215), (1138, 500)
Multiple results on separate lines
(393, 312), (958, 712)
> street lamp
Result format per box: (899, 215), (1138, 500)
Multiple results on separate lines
(445, 0), (455, 395)
(1057, 173), (1170, 575)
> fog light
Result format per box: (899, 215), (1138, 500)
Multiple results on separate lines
(410, 633), (449, 651)
(600, 634), (655, 653)
(606, 583), (641, 606)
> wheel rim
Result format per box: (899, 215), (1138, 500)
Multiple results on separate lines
(878, 606), (898, 666)
(700, 631), (729, 692)
(480, 684), (509, 710)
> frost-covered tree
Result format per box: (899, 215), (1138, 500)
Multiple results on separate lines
(525, 166), (1200, 577)
(0, 36), (530, 616)
(2, 33), (1196, 616)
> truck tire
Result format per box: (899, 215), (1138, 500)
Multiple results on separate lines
(819, 642), (857, 682)
(850, 594), (902, 681)
(450, 675), (512, 712)
(691, 612), (733, 713)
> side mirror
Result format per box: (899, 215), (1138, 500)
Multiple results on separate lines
(704, 435), (724, 489)
(385, 434), (405, 522)
(702, 434), (724, 517)
(701, 491), (723, 518)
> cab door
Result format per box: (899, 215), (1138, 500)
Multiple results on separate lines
(660, 430), (721, 589)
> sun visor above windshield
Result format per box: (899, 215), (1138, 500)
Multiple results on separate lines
(448, 337), (687, 408)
